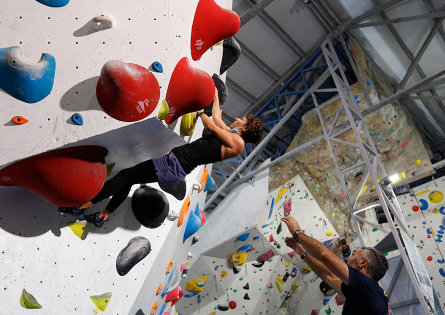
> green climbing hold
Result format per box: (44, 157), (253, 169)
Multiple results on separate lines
(239, 278), (243, 281)
(233, 289), (238, 292)
(383, 252), (388, 256)
(420, 240), (424, 243)
(326, 307), (332, 314)
(372, 228), (378, 232)
(106, 163), (115, 176)
(20, 289), (42, 309)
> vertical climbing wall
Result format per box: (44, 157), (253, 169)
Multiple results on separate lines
(0, 0), (233, 314)
(176, 174), (338, 314)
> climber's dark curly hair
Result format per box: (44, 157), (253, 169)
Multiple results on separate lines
(240, 115), (264, 144)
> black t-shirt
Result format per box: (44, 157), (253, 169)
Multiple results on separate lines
(341, 266), (389, 315)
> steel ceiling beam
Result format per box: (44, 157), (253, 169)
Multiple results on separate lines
(368, 0), (445, 135)
(305, 0), (334, 33)
(234, 36), (281, 80)
(239, 0), (276, 25)
(226, 78), (257, 103)
(245, 0), (306, 57)
(347, 11), (445, 29)
(397, 18), (444, 90)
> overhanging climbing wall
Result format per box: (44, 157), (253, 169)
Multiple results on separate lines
(176, 174), (338, 314)
(0, 0), (234, 313)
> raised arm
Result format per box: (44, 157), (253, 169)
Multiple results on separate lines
(199, 112), (244, 158)
(211, 88), (230, 131)
(285, 237), (343, 294)
(281, 216), (350, 285)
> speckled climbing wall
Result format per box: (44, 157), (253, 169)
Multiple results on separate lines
(0, 0), (232, 314)
(269, 39), (433, 237)
(176, 174), (338, 314)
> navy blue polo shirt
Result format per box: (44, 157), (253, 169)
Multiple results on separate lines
(341, 266), (389, 314)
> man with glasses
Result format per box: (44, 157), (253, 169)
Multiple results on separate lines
(281, 216), (389, 314)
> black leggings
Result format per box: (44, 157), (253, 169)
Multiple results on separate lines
(91, 159), (158, 212)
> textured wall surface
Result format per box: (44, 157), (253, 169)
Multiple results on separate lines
(0, 0), (231, 314)
(269, 39), (433, 235)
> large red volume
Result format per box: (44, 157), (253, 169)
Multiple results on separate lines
(0, 146), (108, 207)
(96, 60), (160, 122)
(191, 0), (241, 61)
(165, 57), (214, 124)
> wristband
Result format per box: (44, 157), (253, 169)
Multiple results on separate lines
(197, 112), (203, 117)
(300, 251), (308, 260)
(292, 229), (302, 242)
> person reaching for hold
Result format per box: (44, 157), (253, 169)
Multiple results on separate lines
(59, 88), (264, 227)
(281, 216), (389, 315)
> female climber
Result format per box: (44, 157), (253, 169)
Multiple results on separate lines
(59, 88), (264, 227)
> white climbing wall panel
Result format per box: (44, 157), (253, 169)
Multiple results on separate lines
(0, 0), (232, 314)
(176, 174), (338, 314)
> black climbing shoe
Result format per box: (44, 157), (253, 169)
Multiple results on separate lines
(84, 213), (107, 227)
(58, 206), (86, 218)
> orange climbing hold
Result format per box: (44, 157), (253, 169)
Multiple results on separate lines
(11, 116), (29, 125)
(166, 260), (173, 275)
(0, 146), (107, 206)
(96, 60), (160, 122)
(199, 168), (209, 193)
(165, 57), (214, 124)
(191, 0), (241, 61)
(150, 301), (158, 315)
(269, 234), (275, 242)
(177, 196), (191, 227)
(156, 284), (162, 296)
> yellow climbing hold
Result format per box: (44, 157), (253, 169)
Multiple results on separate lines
(359, 185), (368, 197)
(275, 276), (285, 292)
(429, 191), (444, 203)
(158, 99), (169, 120)
(68, 221), (87, 238)
(303, 266), (311, 272)
(186, 275), (207, 292)
(401, 172), (406, 179)
(221, 270), (227, 279)
(415, 160), (421, 165)
(414, 189), (430, 197)
(285, 262), (289, 267)
(20, 288), (42, 309)
(276, 187), (288, 203)
(90, 292), (112, 311)
(433, 208), (440, 213)
(180, 112), (198, 136)
(326, 230), (333, 236)
(229, 252), (248, 266)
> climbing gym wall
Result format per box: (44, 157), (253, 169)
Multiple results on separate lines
(176, 174), (338, 314)
(269, 38), (433, 237)
(0, 0), (237, 313)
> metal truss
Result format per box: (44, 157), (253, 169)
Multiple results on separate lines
(320, 37), (435, 314)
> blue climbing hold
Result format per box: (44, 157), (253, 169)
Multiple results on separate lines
(422, 221), (427, 225)
(419, 199), (429, 211)
(356, 100), (361, 104)
(262, 222), (273, 228)
(204, 175), (216, 192)
(214, 265), (219, 270)
(440, 268), (445, 277)
(0, 47), (56, 103)
(253, 236), (260, 240)
(263, 231), (269, 235)
(237, 244), (253, 252)
(290, 267), (298, 278)
(427, 228), (433, 235)
(354, 95), (359, 100)
(438, 259), (445, 264)
(198, 294), (201, 304)
(268, 197), (275, 219)
(71, 113), (83, 125)
(151, 61), (163, 73)
(183, 205), (203, 243)
(438, 234), (443, 239)
(435, 238), (442, 243)
(35, 0), (70, 7)
(159, 303), (166, 315)
(237, 233), (250, 242)
(440, 208), (445, 216)
(366, 80), (371, 87)
(323, 298), (330, 305)
(438, 230), (444, 234)
(184, 292), (198, 298)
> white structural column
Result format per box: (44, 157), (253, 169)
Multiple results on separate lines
(320, 38), (435, 314)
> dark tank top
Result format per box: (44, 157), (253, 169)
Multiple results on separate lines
(172, 133), (223, 174)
